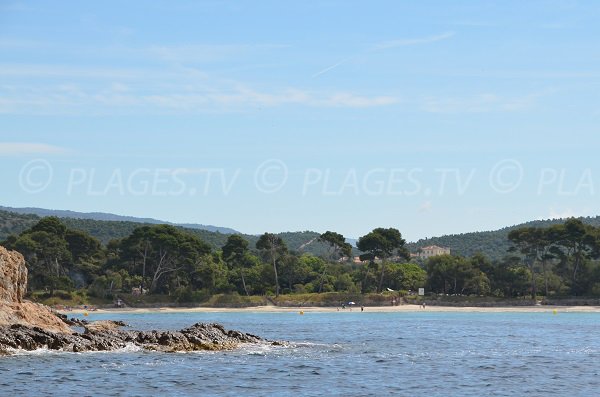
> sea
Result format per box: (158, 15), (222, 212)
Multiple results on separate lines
(1, 310), (599, 396)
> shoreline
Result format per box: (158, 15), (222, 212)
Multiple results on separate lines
(58, 304), (600, 315)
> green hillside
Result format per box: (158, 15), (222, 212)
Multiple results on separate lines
(0, 210), (329, 255)
(0, 210), (39, 239)
(3, 208), (600, 261)
(0, 205), (239, 234)
(408, 216), (600, 260)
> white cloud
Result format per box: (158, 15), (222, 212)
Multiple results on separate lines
(318, 93), (398, 108)
(0, 79), (399, 114)
(137, 89), (397, 110)
(374, 32), (455, 50)
(0, 142), (67, 155)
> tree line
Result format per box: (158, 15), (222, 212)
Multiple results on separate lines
(2, 217), (600, 302)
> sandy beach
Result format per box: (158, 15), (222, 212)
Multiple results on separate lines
(58, 305), (600, 315)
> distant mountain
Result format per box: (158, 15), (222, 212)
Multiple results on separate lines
(0, 206), (239, 234)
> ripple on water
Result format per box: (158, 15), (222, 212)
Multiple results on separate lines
(1, 312), (599, 396)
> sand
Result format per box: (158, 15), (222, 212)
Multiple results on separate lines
(58, 305), (600, 315)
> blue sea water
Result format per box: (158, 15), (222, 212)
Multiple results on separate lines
(1, 310), (599, 396)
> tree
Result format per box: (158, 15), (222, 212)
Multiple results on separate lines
(550, 219), (599, 295)
(279, 254), (313, 293)
(357, 228), (407, 293)
(65, 229), (102, 264)
(119, 225), (211, 293)
(30, 216), (68, 237)
(190, 253), (229, 294)
(222, 235), (251, 296)
(256, 233), (287, 297)
(318, 231), (352, 293)
(384, 263), (427, 291)
(2, 217), (105, 294)
(427, 254), (458, 295)
(508, 220), (600, 296)
(65, 229), (104, 286)
(426, 254), (486, 295)
(492, 256), (531, 298)
(534, 228), (556, 297)
(319, 231), (352, 259)
(508, 227), (542, 300)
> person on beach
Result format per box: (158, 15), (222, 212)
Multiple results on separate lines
(361, 306), (364, 312)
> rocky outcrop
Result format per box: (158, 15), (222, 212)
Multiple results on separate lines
(0, 322), (273, 355)
(0, 246), (272, 355)
(82, 319), (128, 332)
(0, 246), (27, 303)
(0, 246), (72, 333)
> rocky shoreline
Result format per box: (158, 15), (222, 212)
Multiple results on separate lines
(1, 245), (273, 355)
(0, 322), (275, 355)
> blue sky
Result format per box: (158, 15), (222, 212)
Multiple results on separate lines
(2, 0), (600, 241)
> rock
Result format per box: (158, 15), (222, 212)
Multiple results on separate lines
(84, 320), (128, 332)
(0, 246), (272, 354)
(0, 246), (72, 334)
(56, 313), (88, 327)
(0, 246), (27, 303)
(0, 322), (275, 354)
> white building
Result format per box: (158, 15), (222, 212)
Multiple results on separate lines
(417, 245), (450, 259)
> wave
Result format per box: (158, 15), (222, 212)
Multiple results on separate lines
(3, 340), (344, 357)
(3, 343), (144, 356)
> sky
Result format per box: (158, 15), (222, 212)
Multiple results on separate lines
(2, 0), (600, 241)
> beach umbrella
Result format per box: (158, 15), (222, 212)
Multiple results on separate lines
(348, 301), (356, 305)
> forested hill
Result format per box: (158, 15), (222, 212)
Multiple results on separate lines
(408, 216), (600, 260)
(0, 206), (239, 234)
(0, 209), (330, 256)
(2, 207), (600, 261)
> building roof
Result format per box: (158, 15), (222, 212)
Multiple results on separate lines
(421, 245), (449, 250)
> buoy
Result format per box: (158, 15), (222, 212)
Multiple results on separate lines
(299, 311), (304, 315)
(83, 312), (89, 317)
(552, 310), (557, 315)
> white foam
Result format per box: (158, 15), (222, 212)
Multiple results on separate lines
(3, 342), (144, 356)
(94, 343), (143, 354)
(4, 346), (57, 356)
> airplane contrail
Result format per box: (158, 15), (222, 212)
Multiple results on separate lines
(312, 56), (355, 78)
(312, 31), (455, 78)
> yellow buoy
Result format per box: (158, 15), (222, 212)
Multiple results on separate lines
(552, 310), (557, 315)
(299, 311), (304, 315)
(83, 312), (89, 317)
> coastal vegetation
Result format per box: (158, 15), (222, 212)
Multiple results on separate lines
(4, 208), (600, 260)
(2, 214), (600, 307)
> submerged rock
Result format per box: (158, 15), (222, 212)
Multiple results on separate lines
(0, 322), (270, 355)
